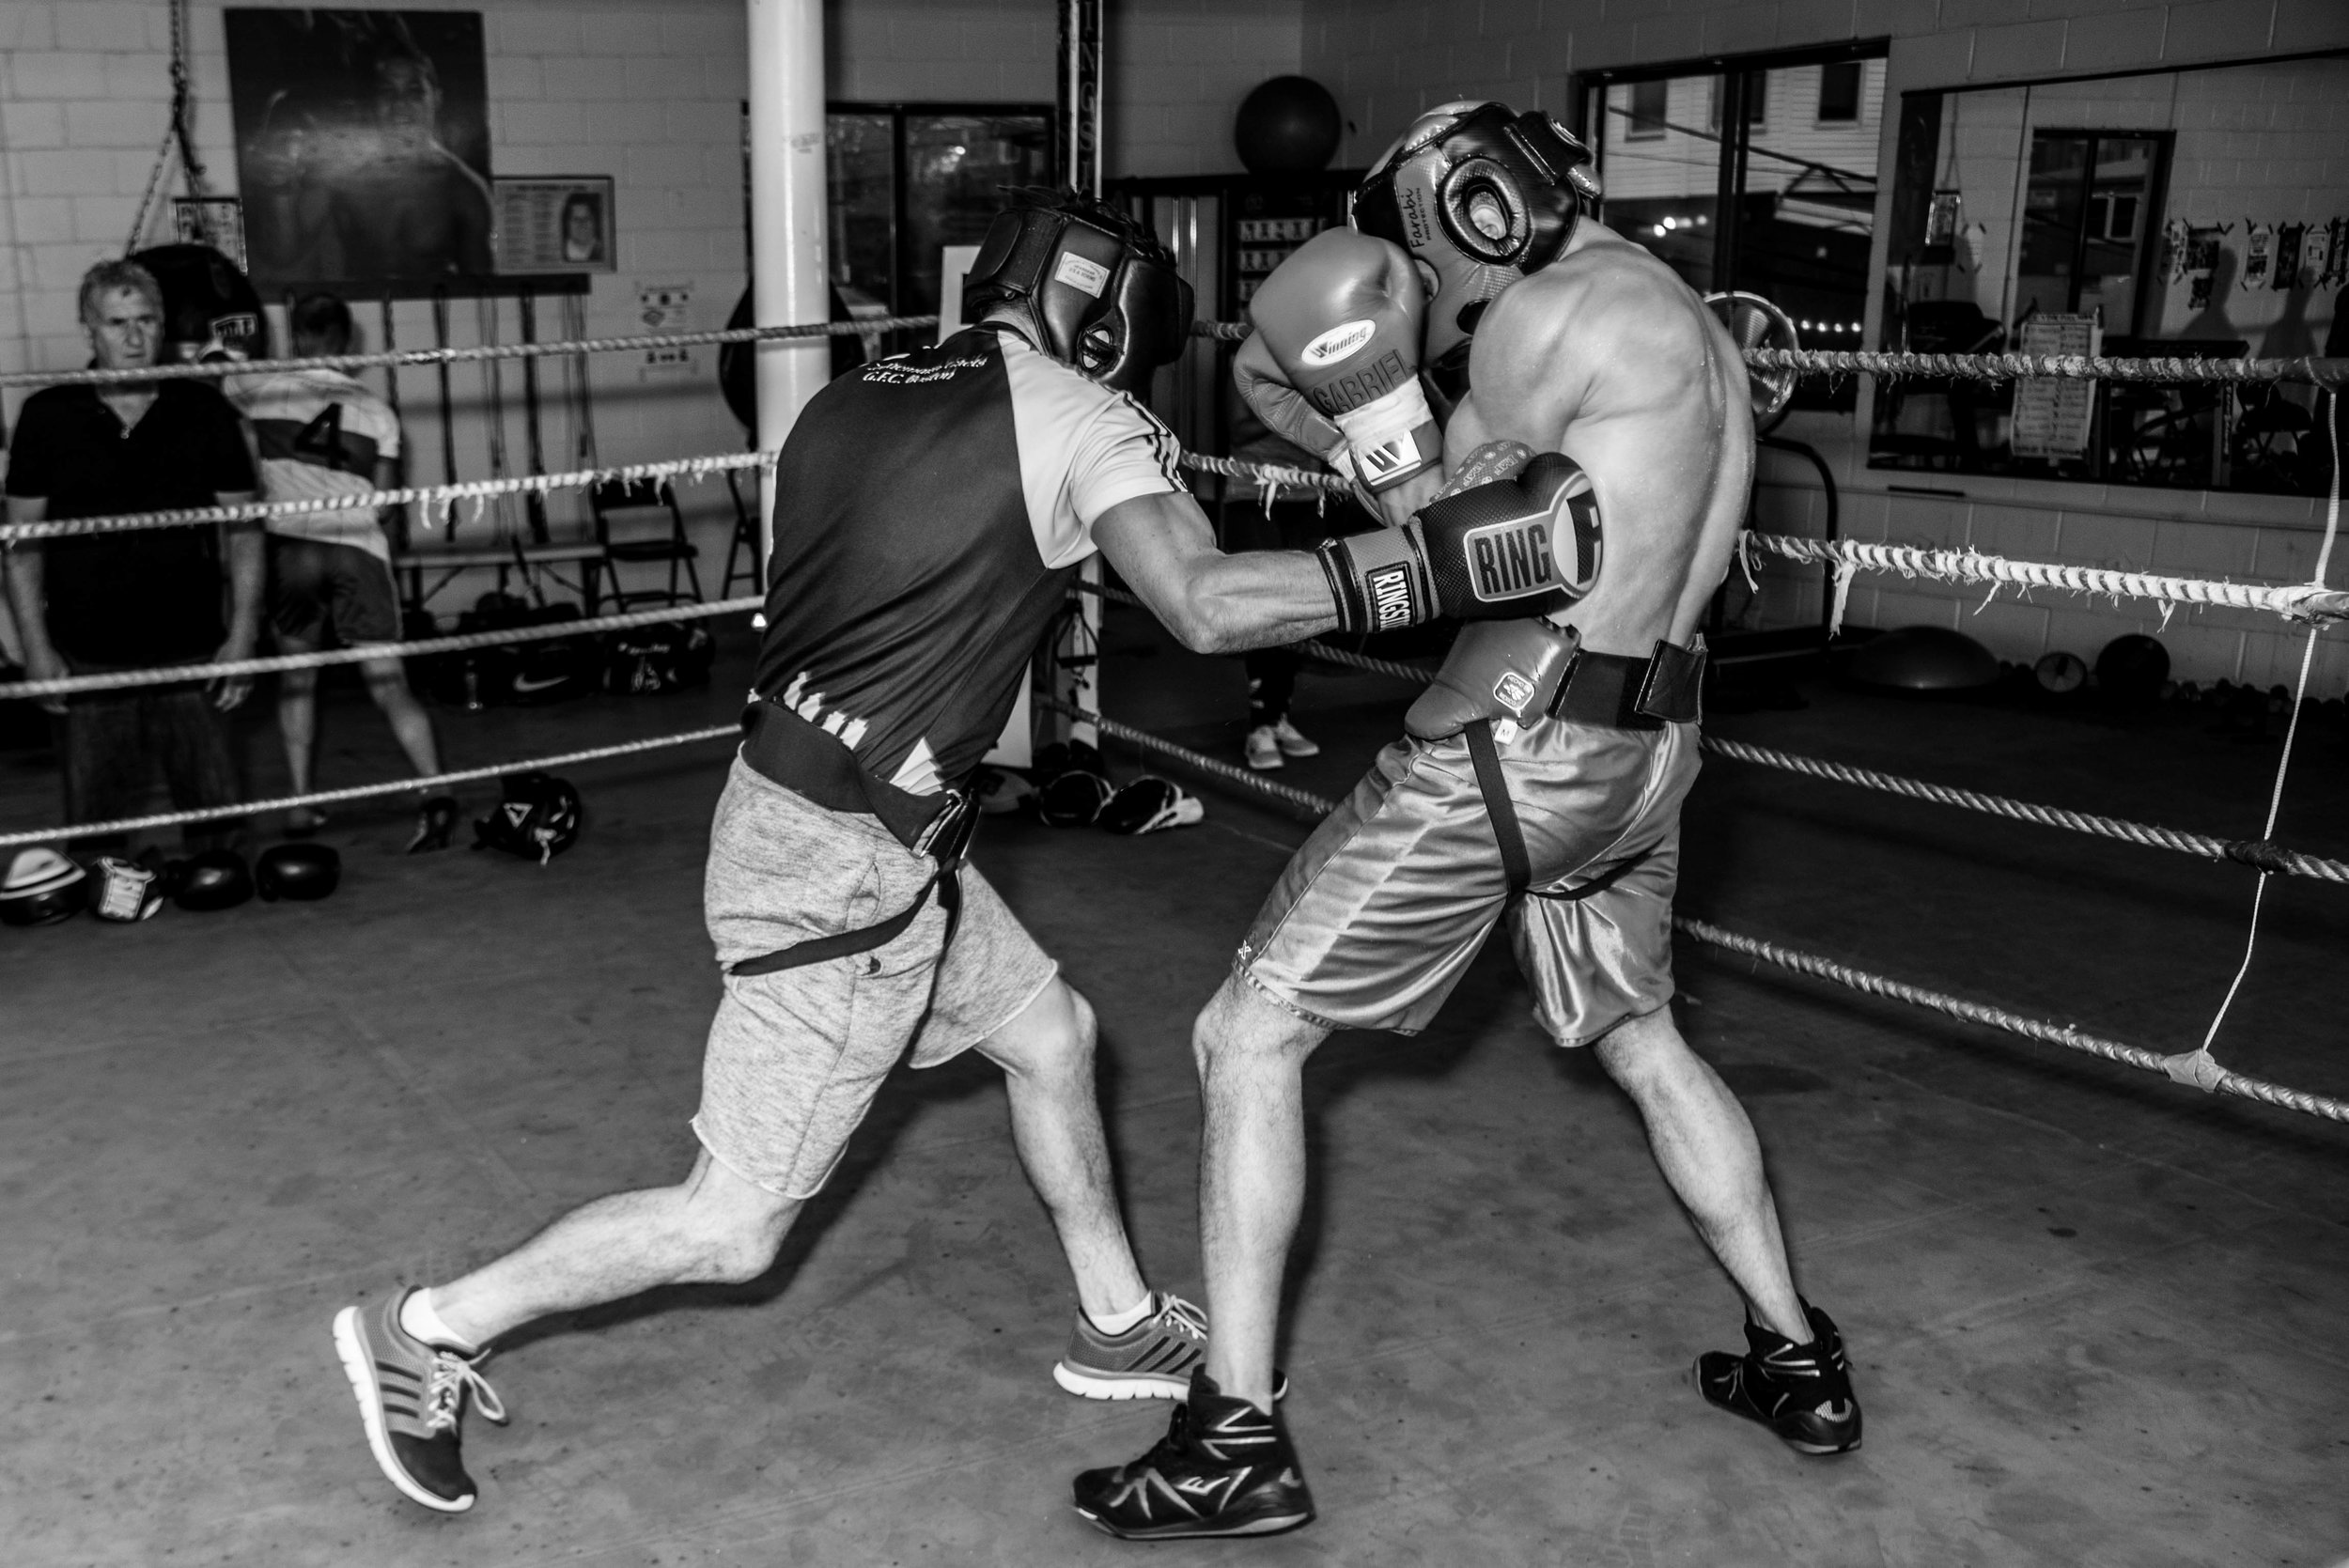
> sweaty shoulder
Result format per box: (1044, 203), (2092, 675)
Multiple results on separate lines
(1471, 239), (1719, 413)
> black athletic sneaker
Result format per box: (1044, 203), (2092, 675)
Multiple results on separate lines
(1072, 1367), (1315, 1540)
(1696, 1300), (1862, 1454)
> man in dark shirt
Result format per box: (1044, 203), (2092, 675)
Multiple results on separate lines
(3, 259), (262, 846)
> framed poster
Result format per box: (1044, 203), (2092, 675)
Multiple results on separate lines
(225, 8), (493, 291)
(493, 177), (617, 274)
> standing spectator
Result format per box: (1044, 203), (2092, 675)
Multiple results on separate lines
(228, 291), (451, 848)
(1223, 401), (1368, 770)
(2, 259), (261, 850)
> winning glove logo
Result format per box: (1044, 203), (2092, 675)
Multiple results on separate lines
(1301, 319), (1377, 366)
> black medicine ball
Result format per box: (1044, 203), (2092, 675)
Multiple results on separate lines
(2095, 634), (2170, 708)
(257, 843), (341, 902)
(1234, 76), (1343, 175)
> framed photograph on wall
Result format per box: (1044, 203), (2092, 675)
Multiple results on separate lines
(493, 177), (617, 274)
(224, 8), (493, 292)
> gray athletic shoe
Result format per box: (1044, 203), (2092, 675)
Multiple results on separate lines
(1055, 1293), (1210, 1400)
(331, 1289), (507, 1512)
(1054, 1294), (1287, 1402)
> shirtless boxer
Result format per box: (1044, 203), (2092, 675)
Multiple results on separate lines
(1074, 104), (1861, 1540)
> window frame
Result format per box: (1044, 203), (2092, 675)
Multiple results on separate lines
(1579, 39), (1888, 372)
(826, 100), (1054, 318)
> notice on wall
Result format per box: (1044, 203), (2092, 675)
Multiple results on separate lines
(2009, 314), (2102, 460)
(637, 282), (695, 378)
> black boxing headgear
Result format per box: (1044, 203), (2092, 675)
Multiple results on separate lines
(1351, 101), (1600, 376)
(961, 190), (1194, 394)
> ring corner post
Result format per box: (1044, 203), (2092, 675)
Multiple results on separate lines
(747, 0), (830, 578)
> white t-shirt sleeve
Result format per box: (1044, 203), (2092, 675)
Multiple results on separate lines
(1003, 333), (1187, 569)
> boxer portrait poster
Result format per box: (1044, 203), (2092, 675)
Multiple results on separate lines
(225, 8), (494, 291)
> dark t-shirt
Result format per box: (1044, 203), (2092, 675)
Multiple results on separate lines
(6, 380), (257, 667)
(754, 325), (1183, 794)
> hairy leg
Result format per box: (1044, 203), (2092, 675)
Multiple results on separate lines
(1196, 975), (1328, 1412)
(1594, 1007), (1808, 1340)
(362, 656), (443, 778)
(975, 978), (1147, 1320)
(276, 652), (320, 797)
(429, 1148), (800, 1348)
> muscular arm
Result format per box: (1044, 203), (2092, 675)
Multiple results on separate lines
(2, 500), (67, 714)
(1092, 490), (1337, 657)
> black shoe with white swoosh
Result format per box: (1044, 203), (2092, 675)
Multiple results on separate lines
(1072, 1367), (1315, 1540)
(1695, 1300), (1863, 1455)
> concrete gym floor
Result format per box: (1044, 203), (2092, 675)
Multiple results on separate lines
(3, 610), (2345, 1567)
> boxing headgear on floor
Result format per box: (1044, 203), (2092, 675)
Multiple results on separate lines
(173, 848), (255, 912)
(1350, 101), (1599, 388)
(1, 847), (88, 926)
(257, 843), (341, 902)
(962, 189), (1195, 394)
(91, 855), (165, 922)
(474, 771), (583, 864)
(1097, 777), (1204, 835)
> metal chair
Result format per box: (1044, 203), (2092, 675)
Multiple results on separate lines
(586, 478), (702, 613)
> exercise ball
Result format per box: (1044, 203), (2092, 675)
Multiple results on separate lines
(130, 243), (268, 363)
(2095, 633), (2170, 708)
(1235, 76), (1342, 175)
(1847, 626), (1999, 691)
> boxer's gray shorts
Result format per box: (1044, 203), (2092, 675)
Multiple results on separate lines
(1237, 717), (1699, 1046)
(692, 757), (1057, 1197)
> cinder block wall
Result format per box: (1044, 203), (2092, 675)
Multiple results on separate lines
(0, 0), (1304, 628)
(1301, 0), (2349, 691)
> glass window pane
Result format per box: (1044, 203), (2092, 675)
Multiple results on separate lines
(900, 113), (1050, 318)
(826, 114), (894, 312)
(1601, 73), (1722, 292)
(1735, 64), (1879, 363)
(1818, 62), (1861, 122)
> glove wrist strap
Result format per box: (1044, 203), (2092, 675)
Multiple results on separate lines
(1322, 525), (1433, 635)
(1331, 378), (1440, 493)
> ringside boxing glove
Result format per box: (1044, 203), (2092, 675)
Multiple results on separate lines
(1240, 228), (1442, 492)
(1315, 443), (1604, 635)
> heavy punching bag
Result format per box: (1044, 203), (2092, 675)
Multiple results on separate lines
(718, 282), (866, 433)
(130, 243), (269, 363)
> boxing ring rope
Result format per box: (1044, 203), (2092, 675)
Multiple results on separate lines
(0, 597), (764, 702)
(0, 317), (948, 392)
(0, 451), (775, 543)
(1698, 736), (2349, 885)
(1034, 691), (2349, 1125)
(0, 724), (739, 854)
(1744, 534), (2349, 626)
(2, 308), (2337, 394)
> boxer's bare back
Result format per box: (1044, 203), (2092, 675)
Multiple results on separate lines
(1432, 225), (1752, 656)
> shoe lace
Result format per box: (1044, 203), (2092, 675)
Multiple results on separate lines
(1155, 1295), (1208, 1342)
(422, 1348), (506, 1433)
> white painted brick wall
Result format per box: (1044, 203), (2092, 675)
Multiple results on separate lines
(1, 0), (1309, 618)
(1302, 0), (2349, 688)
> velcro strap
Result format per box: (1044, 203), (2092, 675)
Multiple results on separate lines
(1322, 527), (1431, 634)
(729, 865), (960, 977)
(1331, 378), (1440, 491)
